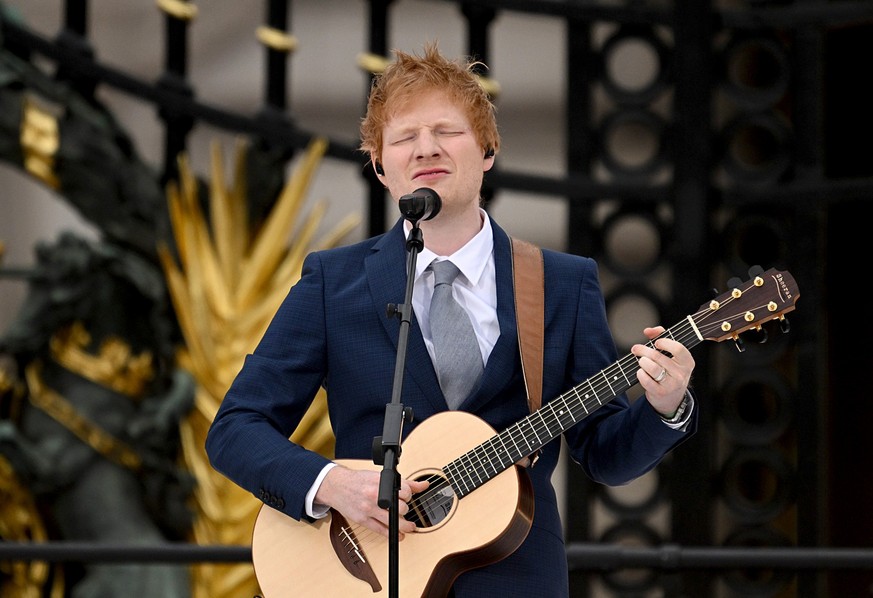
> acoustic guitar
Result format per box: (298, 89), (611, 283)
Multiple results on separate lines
(252, 266), (799, 597)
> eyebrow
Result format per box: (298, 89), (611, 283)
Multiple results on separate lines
(387, 120), (469, 135)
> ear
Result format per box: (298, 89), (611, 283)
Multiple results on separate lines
(371, 154), (384, 176)
(483, 148), (496, 172)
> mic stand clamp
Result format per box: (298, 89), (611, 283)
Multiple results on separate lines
(371, 223), (426, 598)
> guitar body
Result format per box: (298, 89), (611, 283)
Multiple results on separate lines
(252, 410), (535, 597)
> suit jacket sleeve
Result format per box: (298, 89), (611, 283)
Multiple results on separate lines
(553, 253), (697, 486)
(205, 250), (334, 521)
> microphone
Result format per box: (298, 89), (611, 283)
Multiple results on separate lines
(398, 188), (441, 223)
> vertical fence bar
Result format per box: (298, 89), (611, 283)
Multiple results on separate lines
(563, 15), (596, 598)
(564, 18), (596, 260)
(671, 0), (717, 595)
(56, 0), (94, 95)
(264, 0), (291, 112)
(791, 5), (826, 597)
(248, 0), (299, 219)
(363, 0), (394, 235)
(156, 0), (196, 185)
(461, 2), (497, 209)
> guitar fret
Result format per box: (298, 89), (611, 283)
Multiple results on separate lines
(458, 470), (471, 496)
(479, 443), (499, 476)
(584, 380), (597, 411)
(558, 402), (575, 426)
(567, 387), (583, 414)
(496, 440), (511, 470)
(525, 416), (542, 446)
(600, 370), (615, 397)
(466, 452), (485, 486)
(480, 447), (494, 476)
(615, 358), (633, 387)
(442, 461), (458, 490)
(506, 426), (524, 462)
(460, 454), (478, 489)
(481, 445), (496, 478)
(449, 460), (471, 495)
(544, 404), (562, 436)
(582, 382), (602, 416)
(539, 406), (552, 438)
(576, 396), (592, 421)
(520, 421), (535, 455)
(535, 409), (548, 441)
(494, 434), (513, 468)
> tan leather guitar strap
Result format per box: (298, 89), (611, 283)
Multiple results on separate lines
(510, 237), (544, 414)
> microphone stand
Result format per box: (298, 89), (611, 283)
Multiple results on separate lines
(372, 221), (426, 598)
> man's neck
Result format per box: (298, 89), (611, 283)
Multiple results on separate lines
(419, 208), (484, 257)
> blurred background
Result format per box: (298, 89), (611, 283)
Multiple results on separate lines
(1, 1), (872, 597)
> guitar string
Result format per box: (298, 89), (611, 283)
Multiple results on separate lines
(341, 281), (779, 552)
(342, 293), (765, 552)
(346, 291), (769, 551)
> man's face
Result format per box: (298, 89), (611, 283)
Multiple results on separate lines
(376, 89), (494, 214)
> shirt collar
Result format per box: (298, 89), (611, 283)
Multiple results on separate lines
(408, 209), (493, 285)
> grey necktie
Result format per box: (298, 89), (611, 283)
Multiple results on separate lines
(428, 260), (484, 409)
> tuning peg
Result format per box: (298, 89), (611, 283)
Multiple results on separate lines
(747, 326), (768, 344)
(727, 277), (743, 290)
(779, 316), (790, 333)
(733, 335), (746, 353)
(748, 264), (765, 277)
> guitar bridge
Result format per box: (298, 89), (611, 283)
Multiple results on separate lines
(329, 510), (381, 592)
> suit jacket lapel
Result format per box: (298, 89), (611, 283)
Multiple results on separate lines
(367, 219), (445, 410)
(459, 218), (519, 413)
(369, 216), (523, 415)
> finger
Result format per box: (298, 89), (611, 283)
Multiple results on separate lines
(652, 342), (675, 360)
(637, 352), (665, 377)
(410, 478), (430, 492)
(651, 342), (695, 379)
(643, 326), (665, 340)
(368, 515), (390, 538)
(636, 368), (663, 391)
(398, 521), (416, 538)
(653, 337), (692, 362)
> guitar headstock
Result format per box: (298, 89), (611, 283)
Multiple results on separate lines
(694, 266), (799, 346)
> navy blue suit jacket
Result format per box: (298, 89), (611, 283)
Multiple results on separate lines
(206, 215), (695, 597)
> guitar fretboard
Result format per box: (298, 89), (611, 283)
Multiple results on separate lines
(442, 316), (703, 498)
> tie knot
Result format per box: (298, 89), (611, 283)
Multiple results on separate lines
(429, 260), (461, 286)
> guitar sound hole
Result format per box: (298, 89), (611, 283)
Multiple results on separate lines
(405, 473), (455, 529)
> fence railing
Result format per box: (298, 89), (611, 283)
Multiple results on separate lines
(2, 541), (873, 571)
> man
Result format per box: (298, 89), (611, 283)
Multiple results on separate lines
(206, 42), (696, 597)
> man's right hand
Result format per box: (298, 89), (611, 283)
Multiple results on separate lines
(313, 465), (429, 539)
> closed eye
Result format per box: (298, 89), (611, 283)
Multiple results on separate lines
(388, 135), (415, 145)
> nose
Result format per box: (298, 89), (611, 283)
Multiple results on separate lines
(414, 128), (441, 158)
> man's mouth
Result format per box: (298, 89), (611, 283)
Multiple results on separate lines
(414, 169), (447, 181)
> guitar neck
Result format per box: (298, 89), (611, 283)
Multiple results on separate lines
(443, 316), (703, 498)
